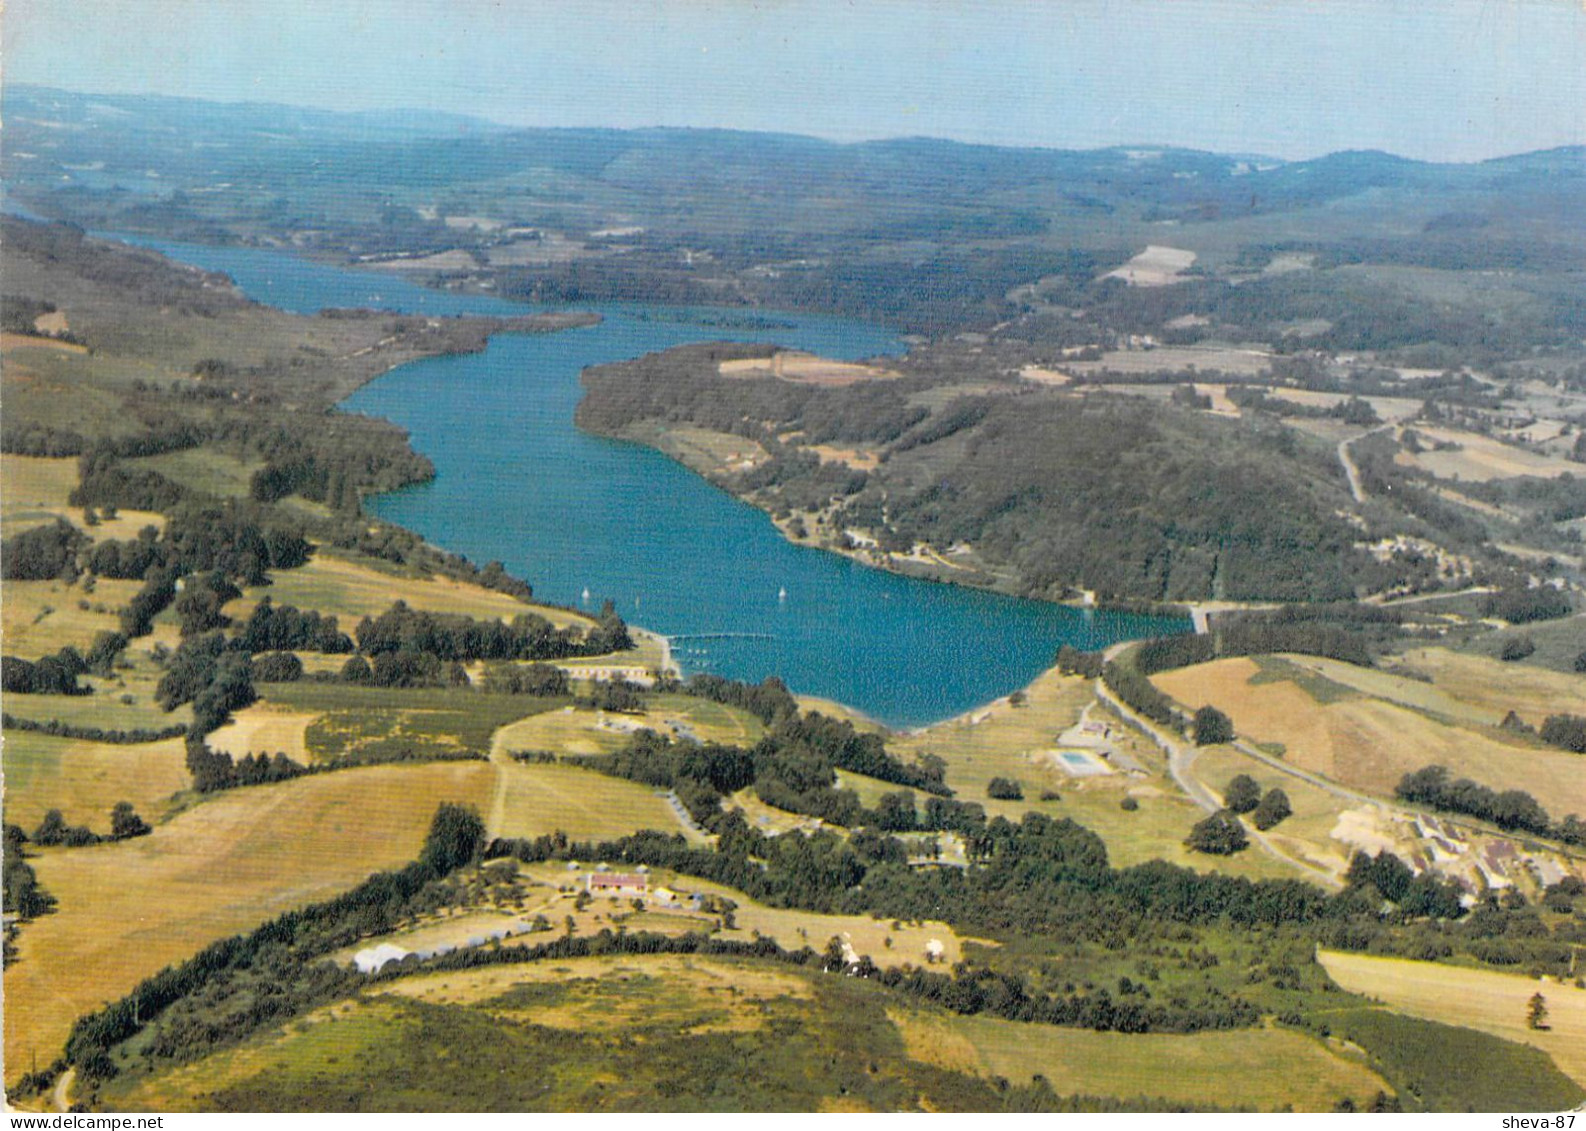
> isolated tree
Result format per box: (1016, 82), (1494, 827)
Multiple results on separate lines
(1223, 774), (1261, 814)
(419, 803), (486, 875)
(1252, 787), (1293, 830)
(1194, 705), (1235, 746)
(987, 777), (1024, 801)
(1185, 809), (1248, 855)
(1527, 992), (1550, 1030)
(109, 801), (151, 840)
(1500, 636), (1536, 662)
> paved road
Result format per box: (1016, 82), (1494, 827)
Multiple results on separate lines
(1094, 678), (1341, 887)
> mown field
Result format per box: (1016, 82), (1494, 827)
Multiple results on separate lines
(888, 668), (1296, 880)
(224, 550), (596, 632)
(1153, 656), (1586, 817)
(1, 732), (189, 833)
(1, 577), (146, 658)
(894, 1009), (1388, 1111)
(487, 761), (698, 844)
(1319, 949), (1586, 1093)
(4, 756), (698, 1084)
(490, 695), (762, 760)
(1306, 648), (1586, 728)
(4, 762), (497, 1083)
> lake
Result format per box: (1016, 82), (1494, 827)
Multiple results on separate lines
(114, 234), (1188, 727)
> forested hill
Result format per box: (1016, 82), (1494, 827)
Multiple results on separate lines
(577, 345), (1378, 604)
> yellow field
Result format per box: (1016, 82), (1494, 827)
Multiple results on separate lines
(1189, 745), (1354, 878)
(2, 454), (77, 515)
(4, 762), (498, 1081)
(1393, 647), (1586, 725)
(1397, 426), (1577, 482)
(711, 891), (968, 969)
(490, 701), (758, 760)
(205, 703), (322, 762)
(1, 732), (190, 832)
(380, 953), (811, 1023)
(1, 454), (165, 541)
(224, 550), (595, 631)
(486, 760), (700, 843)
(1154, 658), (1586, 816)
(895, 1011), (1390, 1111)
(889, 668), (1294, 879)
(648, 424), (772, 476)
(0, 577), (147, 658)
(719, 351), (900, 386)
(730, 786), (819, 835)
(1319, 949), (1586, 1088)
(511, 861), (970, 968)
(557, 628), (670, 674)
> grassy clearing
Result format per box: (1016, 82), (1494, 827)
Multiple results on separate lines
(205, 703), (322, 762)
(225, 550), (595, 631)
(488, 762), (697, 843)
(890, 668), (1293, 879)
(380, 953), (810, 1023)
(2, 454), (77, 517)
(1, 732), (189, 832)
(127, 449), (262, 499)
(2, 352), (154, 440)
(897, 1010), (1389, 1111)
(101, 948), (1401, 1112)
(1450, 617), (1586, 677)
(1376, 647), (1586, 727)
(2, 678), (189, 730)
(0, 577), (145, 658)
(1190, 745), (1352, 878)
(4, 762), (498, 1081)
(1398, 426), (1578, 482)
(489, 696), (761, 759)
(260, 682), (564, 761)
(1155, 658), (1586, 818)
(508, 862), (969, 967)
(1319, 949), (1586, 1092)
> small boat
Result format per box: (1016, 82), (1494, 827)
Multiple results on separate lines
(581, 587), (591, 602)
(778, 586), (787, 601)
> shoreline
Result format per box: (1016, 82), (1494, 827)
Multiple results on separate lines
(620, 420), (1199, 623)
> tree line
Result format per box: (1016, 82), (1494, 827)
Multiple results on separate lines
(1395, 765), (1584, 846)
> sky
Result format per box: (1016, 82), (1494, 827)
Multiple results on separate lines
(4, 0), (1585, 162)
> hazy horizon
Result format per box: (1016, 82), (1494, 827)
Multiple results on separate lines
(5, 0), (1585, 164)
(9, 78), (1585, 168)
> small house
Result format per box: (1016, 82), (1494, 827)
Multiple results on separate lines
(588, 872), (648, 896)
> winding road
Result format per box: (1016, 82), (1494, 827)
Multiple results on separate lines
(1093, 676), (1342, 887)
(1337, 425), (1393, 504)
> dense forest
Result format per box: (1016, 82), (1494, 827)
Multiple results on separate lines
(579, 346), (1384, 602)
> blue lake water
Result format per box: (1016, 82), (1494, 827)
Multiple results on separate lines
(110, 233), (1188, 727)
